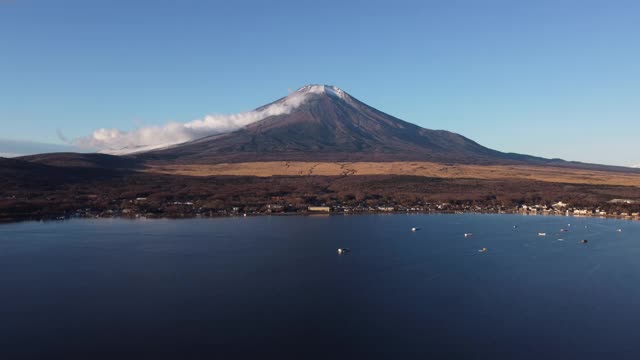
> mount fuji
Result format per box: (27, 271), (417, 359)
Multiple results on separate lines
(137, 84), (548, 165)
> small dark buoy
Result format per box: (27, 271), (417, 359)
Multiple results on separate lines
(581, 239), (588, 244)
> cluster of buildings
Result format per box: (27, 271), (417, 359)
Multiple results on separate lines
(518, 201), (640, 219)
(15, 194), (640, 222)
(61, 200), (508, 220)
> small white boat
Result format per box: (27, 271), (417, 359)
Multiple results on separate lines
(478, 247), (488, 253)
(538, 232), (547, 236)
(337, 248), (351, 255)
(464, 233), (473, 237)
(411, 227), (420, 232)
(617, 229), (622, 232)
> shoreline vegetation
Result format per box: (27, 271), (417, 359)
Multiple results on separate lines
(5, 154), (640, 222)
(3, 161), (640, 224)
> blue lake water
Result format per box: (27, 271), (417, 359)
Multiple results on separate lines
(1, 214), (639, 359)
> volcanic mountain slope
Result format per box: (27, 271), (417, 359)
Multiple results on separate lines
(137, 85), (545, 165)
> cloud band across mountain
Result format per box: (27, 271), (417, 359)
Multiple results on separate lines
(73, 87), (320, 154)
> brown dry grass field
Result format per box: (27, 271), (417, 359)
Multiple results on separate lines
(146, 161), (640, 187)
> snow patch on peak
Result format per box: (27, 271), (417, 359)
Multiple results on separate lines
(324, 85), (347, 100)
(295, 84), (348, 100)
(297, 84), (325, 94)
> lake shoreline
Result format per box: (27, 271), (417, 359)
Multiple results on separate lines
(2, 209), (638, 226)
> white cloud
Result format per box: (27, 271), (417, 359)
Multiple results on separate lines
(74, 89), (313, 154)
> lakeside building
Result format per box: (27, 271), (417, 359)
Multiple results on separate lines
(308, 206), (331, 212)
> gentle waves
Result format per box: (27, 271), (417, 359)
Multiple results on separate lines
(0, 214), (639, 359)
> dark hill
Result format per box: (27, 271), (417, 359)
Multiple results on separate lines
(18, 152), (142, 169)
(0, 156), (134, 188)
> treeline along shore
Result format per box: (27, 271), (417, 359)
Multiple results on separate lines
(2, 169), (640, 222)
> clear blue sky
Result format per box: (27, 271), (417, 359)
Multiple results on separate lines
(1, 0), (638, 165)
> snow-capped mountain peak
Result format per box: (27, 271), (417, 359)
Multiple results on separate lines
(295, 84), (348, 100)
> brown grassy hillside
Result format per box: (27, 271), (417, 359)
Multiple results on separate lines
(147, 162), (640, 187)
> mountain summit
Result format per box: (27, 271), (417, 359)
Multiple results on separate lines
(137, 85), (542, 164)
(295, 84), (349, 99)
